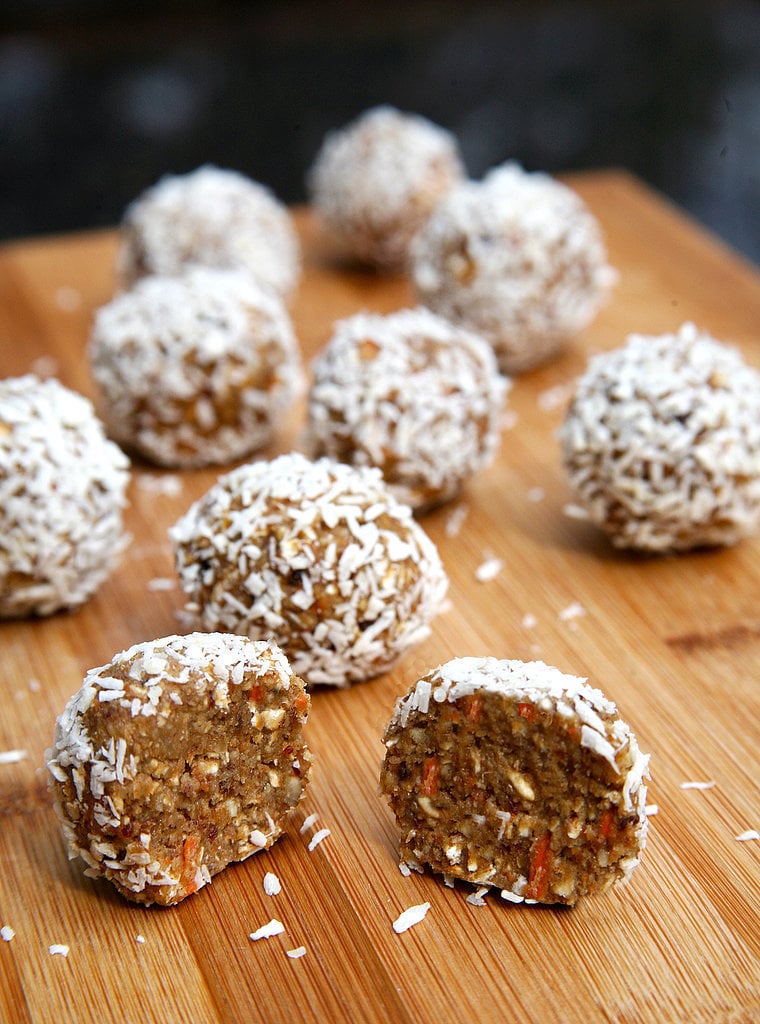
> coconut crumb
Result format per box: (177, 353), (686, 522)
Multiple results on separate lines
(735, 829), (759, 841)
(392, 902), (430, 934)
(307, 828), (331, 852)
(299, 812), (319, 834)
(286, 946), (307, 959)
(135, 934), (146, 944)
(147, 577), (175, 592)
(249, 919), (285, 941)
(680, 780), (716, 790)
(475, 555), (503, 582)
(466, 886), (490, 907)
(445, 504), (469, 538)
(645, 804), (659, 816)
(1, 925), (15, 942)
(0, 749), (28, 765)
(521, 613), (537, 630)
(49, 944), (69, 957)
(558, 601), (586, 622)
(263, 872), (282, 896)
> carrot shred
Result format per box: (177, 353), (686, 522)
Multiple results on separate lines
(420, 756), (441, 797)
(599, 806), (617, 842)
(525, 831), (552, 900)
(465, 694), (482, 724)
(517, 702), (536, 722)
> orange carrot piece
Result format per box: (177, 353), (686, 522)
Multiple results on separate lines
(465, 694), (482, 724)
(420, 756), (441, 797)
(517, 702), (536, 721)
(525, 831), (552, 901)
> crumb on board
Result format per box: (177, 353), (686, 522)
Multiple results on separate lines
(249, 919), (285, 941)
(680, 780), (716, 790)
(286, 946), (307, 959)
(299, 813), (319, 834)
(49, 944), (69, 958)
(445, 504), (468, 538)
(645, 804), (659, 816)
(135, 934), (146, 944)
(392, 902), (431, 934)
(558, 601), (586, 622)
(307, 828), (331, 852)
(475, 555), (503, 582)
(466, 886), (489, 907)
(1, 925), (15, 942)
(263, 872), (282, 896)
(735, 829), (759, 842)
(0, 749), (28, 765)
(146, 577), (175, 592)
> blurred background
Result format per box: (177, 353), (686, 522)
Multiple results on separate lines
(1, 0), (758, 264)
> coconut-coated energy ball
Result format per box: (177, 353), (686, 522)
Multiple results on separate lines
(560, 322), (760, 552)
(0, 375), (130, 617)
(89, 267), (303, 468)
(308, 105), (466, 272)
(411, 162), (616, 374)
(170, 452), (449, 687)
(307, 307), (509, 510)
(48, 632), (311, 906)
(116, 165), (300, 299)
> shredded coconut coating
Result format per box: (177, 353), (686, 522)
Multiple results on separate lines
(116, 165), (301, 299)
(170, 452), (449, 687)
(308, 105), (465, 272)
(381, 657), (650, 906)
(90, 267), (303, 468)
(47, 632), (311, 906)
(0, 375), (130, 618)
(560, 322), (760, 551)
(411, 162), (615, 374)
(306, 307), (509, 510)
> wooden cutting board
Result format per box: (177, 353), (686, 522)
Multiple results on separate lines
(0, 171), (758, 1024)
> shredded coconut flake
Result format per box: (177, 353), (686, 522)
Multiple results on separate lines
(49, 944), (69, 957)
(1, 925), (15, 942)
(735, 829), (760, 841)
(475, 556), (503, 582)
(559, 601), (586, 622)
(680, 780), (717, 790)
(0, 749), (28, 765)
(249, 919), (285, 941)
(286, 946), (307, 959)
(263, 872), (282, 896)
(299, 813), (318, 834)
(308, 828), (331, 852)
(392, 902), (430, 934)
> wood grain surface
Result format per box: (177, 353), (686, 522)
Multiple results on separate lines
(0, 171), (758, 1024)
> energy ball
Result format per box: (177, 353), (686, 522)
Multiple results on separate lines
(560, 322), (760, 552)
(47, 632), (311, 907)
(306, 307), (509, 510)
(116, 165), (300, 299)
(380, 657), (649, 906)
(170, 452), (449, 687)
(90, 267), (303, 468)
(308, 105), (465, 272)
(411, 162), (616, 374)
(0, 375), (129, 618)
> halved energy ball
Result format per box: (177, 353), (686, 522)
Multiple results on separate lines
(47, 633), (311, 906)
(380, 657), (649, 905)
(170, 452), (449, 687)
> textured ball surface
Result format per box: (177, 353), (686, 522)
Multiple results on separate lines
(307, 307), (508, 510)
(411, 162), (615, 373)
(117, 165), (300, 298)
(560, 322), (760, 551)
(170, 452), (449, 687)
(308, 105), (465, 272)
(0, 375), (130, 617)
(90, 267), (303, 468)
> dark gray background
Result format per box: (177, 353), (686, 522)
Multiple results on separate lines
(1, 0), (758, 264)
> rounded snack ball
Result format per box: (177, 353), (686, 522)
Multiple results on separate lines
(89, 267), (303, 468)
(308, 105), (465, 272)
(170, 452), (449, 687)
(380, 657), (649, 906)
(411, 162), (615, 374)
(47, 632), (311, 907)
(116, 165), (300, 299)
(560, 322), (760, 552)
(306, 307), (509, 510)
(0, 375), (129, 618)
